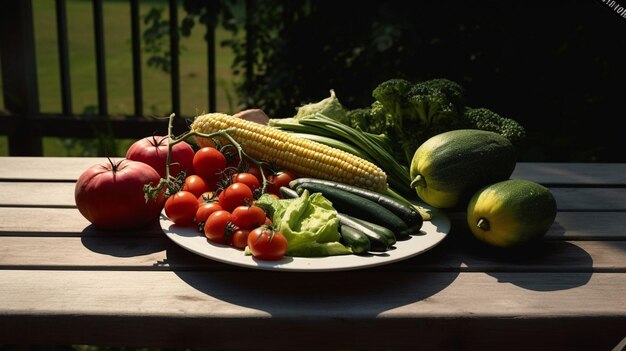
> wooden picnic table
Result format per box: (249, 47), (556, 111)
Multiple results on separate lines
(0, 157), (625, 350)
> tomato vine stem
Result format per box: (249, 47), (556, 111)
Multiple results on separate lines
(144, 113), (272, 201)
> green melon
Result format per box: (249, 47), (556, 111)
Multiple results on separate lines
(466, 179), (557, 248)
(409, 129), (517, 209)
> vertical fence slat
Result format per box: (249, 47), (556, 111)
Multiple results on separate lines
(244, 0), (255, 108)
(0, 0), (42, 155)
(130, 0), (143, 117)
(55, 0), (72, 115)
(206, 0), (217, 112)
(92, 0), (107, 116)
(169, 0), (181, 117)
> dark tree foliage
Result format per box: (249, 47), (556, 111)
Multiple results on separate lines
(145, 0), (626, 162)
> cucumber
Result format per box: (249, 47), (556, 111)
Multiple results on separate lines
(290, 177), (423, 228)
(347, 215), (396, 246)
(339, 225), (371, 254)
(279, 186), (299, 199)
(337, 214), (392, 252)
(292, 182), (410, 236)
(410, 129), (517, 209)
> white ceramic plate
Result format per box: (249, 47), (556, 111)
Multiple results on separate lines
(160, 210), (450, 272)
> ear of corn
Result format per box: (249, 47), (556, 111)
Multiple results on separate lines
(271, 113), (413, 197)
(190, 113), (388, 193)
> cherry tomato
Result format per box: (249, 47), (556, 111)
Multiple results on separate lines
(267, 171), (296, 196)
(125, 136), (195, 179)
(164, 191), (199, 225)
(245, 163), (265, 183)
(195, 202), (223, 224)
(204, 210), (233, 244)
(247, 226), (288, 261)
(232, 172), (261, 192)
(182, 175), (209, 198)
(231, 229), (251, 250)
(218, 182), (254, 212)
(231, 205), (267, 230)
(197, 191), (216, 204)
(75, 159), (164, 231)
(193, 147), (227, 182)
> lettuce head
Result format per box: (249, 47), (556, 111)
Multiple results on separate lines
(254, 190), (352, 257)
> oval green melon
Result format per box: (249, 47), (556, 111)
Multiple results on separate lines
(409, 129), (517, 209)
(466, 179), (557, 248)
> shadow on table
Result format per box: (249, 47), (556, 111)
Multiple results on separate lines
(455, 218), (594, 291)
(80, 222), (165, 258)
(483, 240), (594, 291)
(164, 237), (462, 317)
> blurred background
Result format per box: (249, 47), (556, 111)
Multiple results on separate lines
(0, 0), (625, 161)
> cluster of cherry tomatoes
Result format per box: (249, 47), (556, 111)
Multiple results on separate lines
(163, 145), (296, 261)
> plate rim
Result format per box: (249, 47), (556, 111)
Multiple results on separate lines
(160, 210), (450, 272)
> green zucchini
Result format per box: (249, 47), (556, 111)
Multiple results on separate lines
(347, 215), (396, 246)
(339, 225), (371, 254)
(279, 186), (299, 199)
(292, 182), (410, 237)
(337, 214), (391, 252)
(290, 177), (423, 228)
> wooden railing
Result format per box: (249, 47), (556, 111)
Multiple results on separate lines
(0, 0), (244, 156)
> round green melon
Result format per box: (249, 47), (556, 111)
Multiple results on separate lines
(409, 129), (517, 209)
(466, 179), (557, 248)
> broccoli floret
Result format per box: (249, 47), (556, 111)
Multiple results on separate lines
(370, 78), (470, 163)
(345, 104), (387, 135)
(371, 78), (464, 129)
(421, 78), (467, 111)
(371, 78), (414, 120)
(464, 107), (526, 144)
(407, 82), (460, 127)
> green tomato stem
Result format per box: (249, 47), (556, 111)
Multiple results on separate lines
(161, 113), (270, 197)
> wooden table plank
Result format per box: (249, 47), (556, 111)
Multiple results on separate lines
(4, 182), (626, 210)
(0, 207), (163, 236)
(2, 158), (626, 186)
(512, 162), (626, 186)
(0, 182), (76, 207)
(2, 207), (625, 240)
(0, 156), (102, 181)
(0, 235), (624, 272)
(0, 270), (623, 350)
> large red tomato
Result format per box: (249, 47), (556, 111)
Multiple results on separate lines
(125, 135), (195, 179)
(74, 159), (165, 231)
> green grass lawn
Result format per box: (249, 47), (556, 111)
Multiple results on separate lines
(0, 0), (243, 156)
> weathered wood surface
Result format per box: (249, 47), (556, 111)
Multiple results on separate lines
(0, 157), (624, 350)
(0, 270), (624, 350)
(0, 235), (624, 272)
(2, 158), (626, 185)
(3, 182), (626, 210)
(2, 207), (624, 240)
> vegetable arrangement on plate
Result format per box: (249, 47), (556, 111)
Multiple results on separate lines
(74, 76), (557, 266)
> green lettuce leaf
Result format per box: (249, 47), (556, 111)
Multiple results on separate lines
(254, 191), (352, 257)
